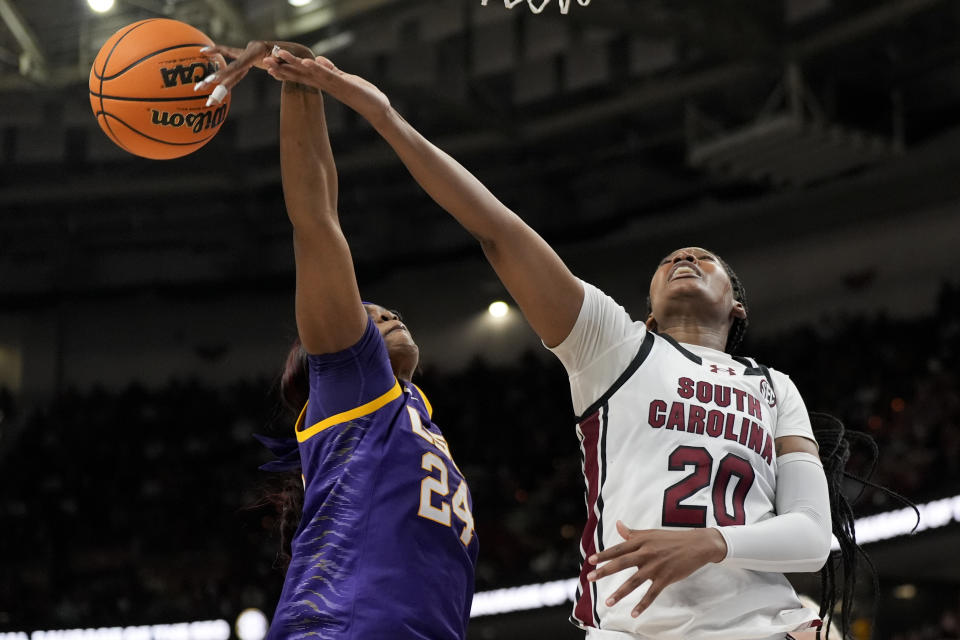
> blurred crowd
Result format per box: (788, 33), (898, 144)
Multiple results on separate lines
(889, 595), (960, 640)
(0, 282), (958, 636)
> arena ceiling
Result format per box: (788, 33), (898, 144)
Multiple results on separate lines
(2, 0), (960, 302)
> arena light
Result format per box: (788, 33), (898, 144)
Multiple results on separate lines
(831, 493), (958, 549)
(893, 584), (917, 600)
(3, 620), (230, 640)
(471, 578), (578, 617)
(87, 0), (115, 12)
(235, 609), (267, 640)
(488, 301), (509, 318)
(288, 0), (312, 6)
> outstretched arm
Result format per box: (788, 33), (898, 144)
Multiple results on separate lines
(279, 72), (367, 354)
(265, 52), (583, 348)
(202, 42), (366, 354)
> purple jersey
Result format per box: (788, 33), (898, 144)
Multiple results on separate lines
(268, 318), (478, 639)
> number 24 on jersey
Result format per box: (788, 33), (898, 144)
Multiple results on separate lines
(408, 407), (475, 545)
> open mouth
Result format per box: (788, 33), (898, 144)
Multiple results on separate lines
(669, 264), (702, 281)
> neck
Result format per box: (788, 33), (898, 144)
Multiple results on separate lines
(392, 359), (417, 382)
(657, 320), (728, 352)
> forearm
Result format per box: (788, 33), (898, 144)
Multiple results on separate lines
(370, 107), (515, 242)
(370, 106), (582, 345)
(716, 452), (832, 572)
(279, 80), (337, 228)
(278, 77), (364, 353)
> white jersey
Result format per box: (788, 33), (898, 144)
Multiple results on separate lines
(549, 281), (820, 640)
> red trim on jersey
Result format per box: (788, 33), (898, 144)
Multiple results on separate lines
(574, 409), (602, 628)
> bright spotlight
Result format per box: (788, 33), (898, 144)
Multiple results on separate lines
(235, 608), (268, 640)
(288, 0), (312, 6)
(87, 0), (115, 12)
(488, 301), (509, 318)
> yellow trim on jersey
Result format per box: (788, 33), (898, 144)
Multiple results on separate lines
(412, 383), (434, 418)
(295, 380), (403, 443)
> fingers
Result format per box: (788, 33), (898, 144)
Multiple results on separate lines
(272, 47), (303, 65)
(200, 44), (245, 60)
(587, 553), (639, 581)
(588, 529), (642, 564)
(632, 583), (664, 618)
(605, 571), (651, 608)
(206, 84), (228, 107)
(194, 41), (271, 103)
(616, 520), (636, 539)
(264, 58), (309, 83)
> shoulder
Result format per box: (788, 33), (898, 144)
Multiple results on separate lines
(297, 319), (399, 443)
(763, 365), (801, 396)
(306, 316), (388, 372)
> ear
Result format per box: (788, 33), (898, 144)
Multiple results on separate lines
(645, 314), (659, 332)
(731, 301), (747, 321)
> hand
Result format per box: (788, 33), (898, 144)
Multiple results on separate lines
(194, 40), (270, 106)
(195, 41), (314, 107)
(586, 521), (727, 617)
(264, 51), (392, 127)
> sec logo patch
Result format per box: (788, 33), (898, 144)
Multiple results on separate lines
(760, 378), (777, 407)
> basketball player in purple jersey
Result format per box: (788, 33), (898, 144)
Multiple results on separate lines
(198, 42), (477, 639)
(235, 51), (884, 640)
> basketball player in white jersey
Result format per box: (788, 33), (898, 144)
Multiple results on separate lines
(205, 48), (845, 640)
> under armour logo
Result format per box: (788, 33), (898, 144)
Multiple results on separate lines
(710, 365), (737, 376)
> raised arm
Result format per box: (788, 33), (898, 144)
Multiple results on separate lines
(202, 42), (366, 354)
(265, 53), (583, 348)
(279, 72), (366, 354)
(194, 40), (367, 354)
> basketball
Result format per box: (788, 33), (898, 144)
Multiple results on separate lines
(88, 19), (231, 160)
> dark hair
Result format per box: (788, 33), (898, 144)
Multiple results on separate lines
(646, 250), (749, 354)
(281, 337), (309, 415)
(713, 253), (748, 354)
(810, 412), (918, 639)
(265, 337), (310, 571)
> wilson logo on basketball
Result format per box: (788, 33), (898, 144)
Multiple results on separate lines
(151, 104), (227, 133)
(159, 61), (218, 88)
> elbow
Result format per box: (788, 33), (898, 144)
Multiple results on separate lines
(477, 234), (499, 257)
(474, 212), (525, 256)
(802, 545), (831, 573)
(802, 511), (833, 572)
(813, 531), (833, 571)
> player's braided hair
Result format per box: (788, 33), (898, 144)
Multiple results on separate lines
(713, 253), (748, 354)
(809, 412), (918, 639)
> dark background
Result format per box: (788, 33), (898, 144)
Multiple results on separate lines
(1, 1), (959, 638)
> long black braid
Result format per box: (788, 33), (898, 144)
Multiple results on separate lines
(810, 413), (918, 639)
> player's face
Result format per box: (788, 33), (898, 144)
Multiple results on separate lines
(364, 303), (420, 379)
(648, 247), (743, 328)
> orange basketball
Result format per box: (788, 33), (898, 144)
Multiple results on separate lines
(88, 19), (231, 160)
